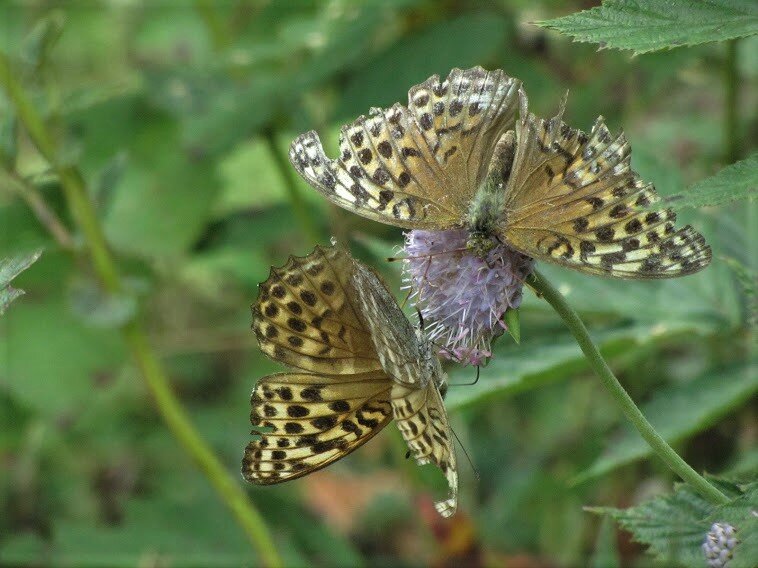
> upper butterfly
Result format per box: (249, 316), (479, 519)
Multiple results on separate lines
(244, 245), (458, 517)
(289, 67), (711, 279)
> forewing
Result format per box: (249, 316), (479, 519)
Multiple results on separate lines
(502, 94), (711, 279)
(243, 371), (393, 484)
(289, 67), (521, 230)
(253, 246), (383, 374)
(351, 262), (423, 386)
(392, 382), (458, 518)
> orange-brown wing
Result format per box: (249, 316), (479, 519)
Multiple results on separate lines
(290, 67), (521, 229)
(243, 372), (393, 484)
(392, 381), (458, 518)
(252, 245), (383, 374)
(501, 92), (711, 279)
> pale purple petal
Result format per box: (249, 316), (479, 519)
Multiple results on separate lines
(402, 229), (533, 366)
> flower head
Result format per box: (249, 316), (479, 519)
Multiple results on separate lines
(702, 522), (738, 568)
(402, 229), (533, 366)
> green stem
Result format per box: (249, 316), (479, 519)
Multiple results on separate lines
(263, 127), (322, 244)
(122, 324), (282, 566)
(0, 169), (75, 250)
(0, 54), (119, 291)
(527, 269), (729, 506)
(0, 51), (284, 567)
(194, 0), (231, 52)
(724, 39), (739, 164)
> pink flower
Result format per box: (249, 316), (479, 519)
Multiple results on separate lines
(402, 229), (533, 366)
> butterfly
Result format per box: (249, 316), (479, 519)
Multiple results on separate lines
(244, 245), (458, 517)
(289, 66), (711, 279)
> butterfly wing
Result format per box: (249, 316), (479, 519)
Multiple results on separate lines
(392, 382), (458, 518)
(290, 67), (521, 230)
(501, 93), (711, 279)
(243, 371), (394, 484)
(351, 257), (459, 516)
(350, 261), (425, 387)
(247, 246), (395, 483)
(252, 245), (384, 375)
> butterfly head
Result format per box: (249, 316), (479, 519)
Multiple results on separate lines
(465, 230), (498, 258)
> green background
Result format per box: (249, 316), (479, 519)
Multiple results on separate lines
(1, 1), (755, 566)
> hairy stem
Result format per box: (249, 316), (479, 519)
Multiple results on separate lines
(0, 51), (283, 566)
(527, 269), (729, 505)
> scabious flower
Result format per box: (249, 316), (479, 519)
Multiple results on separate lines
(402, 229), (533, 366)
(702, 522), (739, 568)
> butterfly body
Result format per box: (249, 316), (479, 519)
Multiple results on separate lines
(290, 67), (711, 279)
(245, 245), (458, 517)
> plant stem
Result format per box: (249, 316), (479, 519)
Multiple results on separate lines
(724, 39), (739, 164)
(263, 127), (322, 244)
(527, 269), (729, 506)
(122, 323), (282, 565)
(193, 0), (230, 52)
(0, 169), (75, 250)
(0, 51), (283, 567)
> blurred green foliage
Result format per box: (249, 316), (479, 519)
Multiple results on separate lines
(0, 1), (756, 566)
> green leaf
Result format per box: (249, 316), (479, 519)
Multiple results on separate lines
(92, 151), (127, 218)
(0, 108), (17, 169)
(215, 135), (322, 218)
(179, 246), (269, 301)
(705, 484), (758, 568)
(446, 323), (698, 410)
(664, 154), (758, 209)
(529, 252), (742, 332)
(576, 363), (758, 482)
(67, 276), (137, 329)
(0, 249), (42, 316)
(591, 482), (758, 568)
(340, 13), (509, 118)
(504, 307), (521, 344)
(20, 11), (65, 72)
(588, 484), (714, 566)
(0, 294), (125, 416)
(99, 109), (220, 257)
(722, 256), (758, 328)
(538, 0), (758, 55)
(0, 498), (255, 568)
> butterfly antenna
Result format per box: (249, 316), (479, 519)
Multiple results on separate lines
(450, 426), (479, 481)
(400, 286), (414, 309)
(449, 365), (481, 387)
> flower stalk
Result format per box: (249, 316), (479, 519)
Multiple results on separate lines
(527, 269), (729, 506)
(0, 51), (283, 567)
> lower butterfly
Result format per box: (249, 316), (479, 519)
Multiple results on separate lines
(244, 245), (458, 517)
